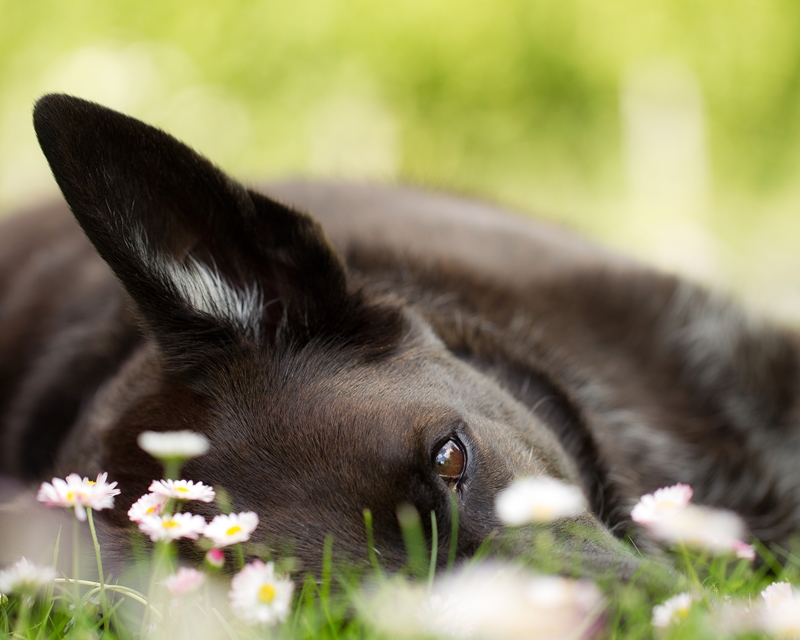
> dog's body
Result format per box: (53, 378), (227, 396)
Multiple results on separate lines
(1, 95), (799, 577)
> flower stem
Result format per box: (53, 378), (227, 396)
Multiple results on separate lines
(678, 542), (712, 608)
(86, 508), (109, 633)
(236, 544), (245, 571)
(13, 596), (31, 638)
(163, 459), (182, 481)
(73, 515), (81, 605)
(141, 540), (172, 636)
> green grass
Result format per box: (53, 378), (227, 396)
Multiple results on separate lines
(1, 506), (797, 640)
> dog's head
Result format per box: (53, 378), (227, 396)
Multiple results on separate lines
(33, 94), (642, 580)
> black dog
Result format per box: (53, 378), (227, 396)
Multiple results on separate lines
(1, 94), (797, 577)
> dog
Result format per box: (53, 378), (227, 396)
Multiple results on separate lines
(1, 94), (798, 581)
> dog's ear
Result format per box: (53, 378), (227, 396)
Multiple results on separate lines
(33, 94), (398, 374)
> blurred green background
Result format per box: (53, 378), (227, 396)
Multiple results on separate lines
(2, 0), (800, 319)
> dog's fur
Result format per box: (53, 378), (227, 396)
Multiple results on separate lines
(1, 94), (799, 578)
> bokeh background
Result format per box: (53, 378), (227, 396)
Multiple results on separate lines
(2, 1), (800, 320)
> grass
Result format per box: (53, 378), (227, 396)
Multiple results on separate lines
(1, 501), (797, 640)
(1, 445), (793, 639)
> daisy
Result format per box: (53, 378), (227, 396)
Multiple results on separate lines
(149, 479), (216, 502)
(162, 567), (206, 596)
(362, 578), (431, 638)
(758, 583), (800, 637)
(128, 492), (169, 523)
(763, 582), (795, 611)
(137, 513), (207, 542)
(763, 604), (800, 638)
(137, 430), (209, 461)
(0, 557), (57, 594)
(647, 503), (750, 556)
(495, 477), (586, 525)
(204, 512), (259, 547)
(652, 592), (695, 628)
(732, 539), (756, 561)
(37, 472), (120, 521)
(229, 560), (294, 626)
(205, 548), (226, 570)
(630, 483), (693, 525)
(368, 564), (604, 640)
(420, 562), (603, 640)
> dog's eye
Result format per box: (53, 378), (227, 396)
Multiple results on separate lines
(434, 438), (466, 486)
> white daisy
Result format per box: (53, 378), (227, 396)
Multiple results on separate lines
(433, 563), (603, 640)
(758, 583), (800, 637)
(128, 492), (169, 523)
(229, 560), (294, 626)
(204, 512), (259, 547)
(763, 604), (800, 638)
(0, 557), (57, 594)
(763, 582), (795, 611)
(37, 472), (120, 521)
(630, 483), (693, 525)
(162, 567), (206, 596)
(652, 592), (695, 628)
(149, 479), (216, 503)
(495, 477), (586, 525)
(137, 513), (207, 542)
(137, 430), (209, 460)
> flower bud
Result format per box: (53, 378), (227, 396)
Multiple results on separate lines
(205, 548), (225, 570)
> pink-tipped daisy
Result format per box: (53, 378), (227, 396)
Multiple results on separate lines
(204, 512), (259, 547)
(162, 567), (206, 596)
(647, 503), (750, 556)
(149, 479), (215, 503)
(229, 560), (294, 626)
(630, 483), (693, 525)
(37, 472), (120, 521)
(137, 513), (207, 542)
(128, 492), (169, 523)
(733, 539), (756, 561)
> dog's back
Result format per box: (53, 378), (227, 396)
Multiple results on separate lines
(0, 204), (139, 479)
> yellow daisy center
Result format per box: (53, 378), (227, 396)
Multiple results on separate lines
(66, 492), (74, 501)
(656, 500), (677, 512)
(226, 525), (242, 536)
(146, 506), (157, 515)
(162, 520), (179, 529)
(532, 505), (555, 519)
(176, 487), (189, 493)
(258, 584), (276, 604)
(87, 480), (96, 485)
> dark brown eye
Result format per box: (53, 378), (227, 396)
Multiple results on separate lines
(434, 438), (466, 486)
